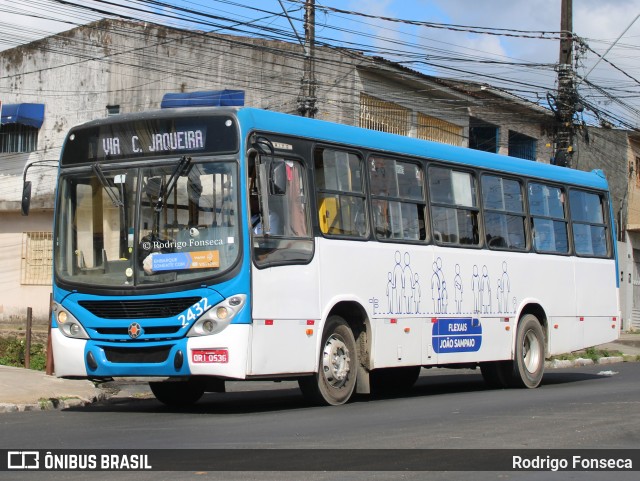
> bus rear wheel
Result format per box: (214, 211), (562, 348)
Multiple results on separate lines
(298, 315), (358, 406)
(511, 313), (545, 388)
(480, 314), (545, 389)
(149, 378), (205, 407)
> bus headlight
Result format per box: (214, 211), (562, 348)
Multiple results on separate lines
(187, 294), (246, 337)
(54, 303), (89, 340)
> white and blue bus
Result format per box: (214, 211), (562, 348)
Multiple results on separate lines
(33, 107), (619, 406)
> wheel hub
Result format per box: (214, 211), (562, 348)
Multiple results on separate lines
(523, 329), (542, 373)
(322, 335), (351, 389)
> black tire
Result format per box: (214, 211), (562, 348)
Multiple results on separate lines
(511, 313), (545, 388)
(149, 378), (205, 407)
(298, 315), (358, 406)
(481, 314), (545, 389)
(370, 366), (421, 394)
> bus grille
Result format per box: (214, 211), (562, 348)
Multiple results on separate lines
(95, 326), (182, 336)
(78, 297), (201, 319)
(103, 346), (172, 364)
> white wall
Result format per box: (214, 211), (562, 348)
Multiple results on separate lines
(0, 211), (53, 323)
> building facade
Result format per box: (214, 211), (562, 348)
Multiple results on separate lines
(0, 19), (636, 328)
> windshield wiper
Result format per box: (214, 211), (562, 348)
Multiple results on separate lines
(154, 156), (192, 212)
(92, 163), (123, 207)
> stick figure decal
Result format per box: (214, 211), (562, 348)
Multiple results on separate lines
(378, 252), (516, 316)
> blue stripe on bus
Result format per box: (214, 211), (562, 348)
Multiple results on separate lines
(237, 108), (609, 191)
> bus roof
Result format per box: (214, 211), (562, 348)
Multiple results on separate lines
(237, 107), (610, 192)
(65, 106), (610, 192)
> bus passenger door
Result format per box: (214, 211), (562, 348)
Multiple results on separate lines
(249, 158), (319, 375)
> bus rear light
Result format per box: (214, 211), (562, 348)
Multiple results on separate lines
(431, 318), (438, 323)
(306, 329), (314, 336)
(505, 326), (510, 331)
(390, 318), (397, 324)
(265, 319), (274, 326)
(580, 317), (585, 322)
(404, 327), (410, 333)
(554, 324), (559, 329)
(307, 320), (315, 325)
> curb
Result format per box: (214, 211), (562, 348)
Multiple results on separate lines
(545, 355), (628, 369)
(0, 392), (107, 413)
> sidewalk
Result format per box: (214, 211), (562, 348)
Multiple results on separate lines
(0, 334), (638, 413)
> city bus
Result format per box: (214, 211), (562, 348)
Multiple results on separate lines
(25, 106), (620, 407)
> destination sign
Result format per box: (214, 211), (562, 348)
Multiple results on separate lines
(100, 129), (205, 157)
(61, 115), (238, 165)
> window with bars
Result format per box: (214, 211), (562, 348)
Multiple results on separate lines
(21, 232), (53, 285)
(416, 113), (463, 146)
(0, 124), (39, 153)
(359, 93), (410, 136)
(508, 130), (537, 160)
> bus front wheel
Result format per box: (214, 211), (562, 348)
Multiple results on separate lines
(149, 378), (205, 407)
(298, 315), (358, 406)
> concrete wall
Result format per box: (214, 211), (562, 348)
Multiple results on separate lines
(1, 18), (636, 326)
(0, 211), (53, 323)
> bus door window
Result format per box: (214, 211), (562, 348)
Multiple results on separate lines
(251, 158), (313, 267)
(314, 148), (367, 237)
(429, 166), (480, 246)
(528, 182), (569, 254)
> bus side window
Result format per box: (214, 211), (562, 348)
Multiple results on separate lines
(429, 166), (479, 246)
(481, 174), (526, 251)
(369, 156), (426, 242)
(528, 182), (568, 254)
(569, 189), (609, 257)
(314, 148), (368, 238)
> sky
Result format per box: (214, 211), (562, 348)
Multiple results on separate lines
(0, 0), (639, 128)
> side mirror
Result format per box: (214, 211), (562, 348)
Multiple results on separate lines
(269, 160), (287, 195)
(21, 181), (32, 216)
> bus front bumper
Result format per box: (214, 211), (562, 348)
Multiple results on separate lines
(51, 325), (251, 379)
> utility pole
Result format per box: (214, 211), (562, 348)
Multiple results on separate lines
(297, 0), (317, 118)
(554, 0), (577, 167)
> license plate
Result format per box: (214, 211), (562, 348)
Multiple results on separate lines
(191, 349), (228, 364)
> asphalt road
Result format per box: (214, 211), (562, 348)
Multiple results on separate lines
(1, 363), (639, 480)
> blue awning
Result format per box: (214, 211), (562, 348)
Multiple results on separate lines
(160, 90), (245, 109)
(1, 103), (45, 128)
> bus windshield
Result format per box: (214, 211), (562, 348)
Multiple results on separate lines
(55, 159), (239, 288)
